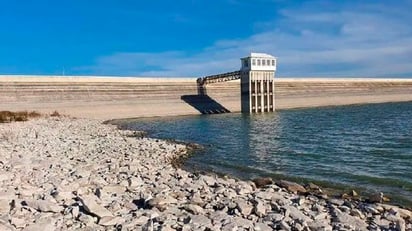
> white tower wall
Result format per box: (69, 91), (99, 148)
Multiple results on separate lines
(240, 53), (276, 113)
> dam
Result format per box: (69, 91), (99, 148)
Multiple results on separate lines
(0, 52), (412, 119)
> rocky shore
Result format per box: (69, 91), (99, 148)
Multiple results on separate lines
(0, 117), (411, 230)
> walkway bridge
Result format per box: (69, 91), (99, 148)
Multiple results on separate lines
(194, 53), (277, 113)
(197, 70), (241, 86)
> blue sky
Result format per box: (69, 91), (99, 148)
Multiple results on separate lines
(1, 0), (411, 77)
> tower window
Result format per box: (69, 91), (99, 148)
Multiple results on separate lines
(262, 59), (266, 66)
(272, 59), (275, 66)
(243, 59), (248, 67)
(257, 59), (261, 66)
(252, 59), (256, 65)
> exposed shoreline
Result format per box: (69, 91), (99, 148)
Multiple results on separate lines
(1, 117), (411, 230)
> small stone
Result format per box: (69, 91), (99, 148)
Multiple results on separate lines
(102, 185), (126, 194)
(190, 193), (205, 207)
(278, 180), (307, 194)
(368, 192), (383, 203)
(23, 218), (55, 231)
(252, 177), (273, 188)
(350, 209), (365, 219)
(332, 206), (367, 230)
(98, 216), (125, 226)
(236, 200), (253, 216)
(184, 204), (204, 215)
(396, 219), (406, 231)
(254, 222), (272, 231)
(71, 206), (79, 219)
(147, 195), (178, 211)
(78, 195), (113, 218)
(254, 201), (266, 217)
(307, 220), (332, 231)
(0, 199), (10, 214)
(328, 198), (344, 206)
(280, 220), (291, 231)
(351, 190), (358, 197)
(10, 217), (27, 229)
(190, 214), (212, 226)
(23, 199), (63, 213)
(284, 205), (311, 223)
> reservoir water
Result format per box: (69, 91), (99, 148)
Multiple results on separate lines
(120, 102), (412, 206)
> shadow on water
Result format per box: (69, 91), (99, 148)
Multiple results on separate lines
(181, 95), (230, 114)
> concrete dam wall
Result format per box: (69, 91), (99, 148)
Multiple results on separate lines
(1, 76), (412, 119)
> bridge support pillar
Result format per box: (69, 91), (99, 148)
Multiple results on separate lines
(241, 70), (275, 113)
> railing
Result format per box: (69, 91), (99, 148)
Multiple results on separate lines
(197, 70), (241, 86)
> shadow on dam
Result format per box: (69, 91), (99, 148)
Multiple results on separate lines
(181, 95), (230, 114)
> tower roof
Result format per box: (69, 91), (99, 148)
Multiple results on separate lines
(246, 53), (275, 59)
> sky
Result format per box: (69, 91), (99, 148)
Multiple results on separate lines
(0, 0), (411, 77)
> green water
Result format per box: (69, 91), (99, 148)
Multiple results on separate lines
(120, 102), (412, 207)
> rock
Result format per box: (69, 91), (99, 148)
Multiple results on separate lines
(254, 201), (266, 217)
(383, 205), (412, 220)
(190, 214), (212, 226)
(279, 220), (291, 231)
(368, 192), (384, 203)
(102, 185), (126, 194)
(78, 195), (113, 218)
(254, 222), (272, 231)
(23, 218), (55, 231)
(0, 199), (10, 214)
(0, 191), (15, 200)
(98, 216), (125, 226)
(71, 205), (79, 219)
(78, 213), (98, 226)
(396, 218), (406, 231)
(350, 209), (365, 219)
(351, 190), (358, 197)
(253, 177), (273, 188)
(236, 200), (253, 216)
(363, 205), (380, 215)
(328, 198), (344, 206)
(307, 182), (322, 193)
(184, 204), (204, 215)
(232, 217), (253, 228)
(278, 180), (307, 194)
(284, 205), (311, 224)
(264, 212), (284, 222)
(10, 217), (27, 229)
(128, 176), (143, 188)
(235, 182), (254, 195)
(332, 206), (368, 230)
(190, 193), (205, 207)
(147, 195), (178, 211)
(307, 220), (333, 231)
(23, 199), (63, 213)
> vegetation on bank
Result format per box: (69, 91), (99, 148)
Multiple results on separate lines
(0, 110), (62, 123)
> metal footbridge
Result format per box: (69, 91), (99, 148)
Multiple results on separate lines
(196, 70), (241, 86)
